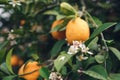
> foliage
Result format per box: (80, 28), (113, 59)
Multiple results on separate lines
(0, 0), (120, 80)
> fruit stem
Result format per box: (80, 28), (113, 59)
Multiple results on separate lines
(19, 69), (38, 76)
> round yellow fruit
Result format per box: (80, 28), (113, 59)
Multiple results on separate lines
(51, 20), (66, 40)
(11, 55), (24, 66)
(18, 61), (41, 80)
(66, 17), (90, 44)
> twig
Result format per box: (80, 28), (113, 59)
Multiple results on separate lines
(19, 69), (38, 76)
(34, 1), (60, 16)
(81, 0), (109, 69)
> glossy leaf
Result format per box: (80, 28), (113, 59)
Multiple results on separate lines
(87, 37), (98, 49)
(109, 47), (120, 60)
(92, 17), (103, 26)
(2, 75), (17, 80)
(0, 49), (6, 64)
(50, 40), (66, 58)
(83, 70), (106, 80)
(83, 65), (108, 80)
(60, 2), (77, 15)
(90, 22), (116, 39)
(39, 67), (50, 80)
(54, 51), (73, 72)
(95, 55), (105, 63)
(6, 49), (14, 74)
(0, 41), (8, 50)
(110, 73), (120, 80)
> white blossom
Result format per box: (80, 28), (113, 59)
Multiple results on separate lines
(67, 45), (79, 54)
(7, 33), (15, 40)
(67, 41), (93, 61)
(49, 72), (63, 80)
(9, 0), (21, 7)
(78, 41), (93, 55)
(76, 54), (88, 61)
(0, 37), (4, 43)
(10, 40), (17, 46)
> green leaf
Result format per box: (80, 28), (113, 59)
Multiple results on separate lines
(0, 62), (11, 75)
(30, 53), (39, 61)
(95, 55), (105, 63)
(50, 40), (66, 58)
(0, 0), (8, 4)
(114, 23), (120, 32)
(84, 57), (96, 69)
(2, 75), (17, 80)
(39, 67), (50, 80)
(90, 22), (116, 39)
(60, 2), (77, 15)
(54, 52), (73, 72)
(0, 49), (6, 64)
(109, 47), (120, 61)
(44, 10), (59, 16)
(50, 24), (62, 32)
(87, 37), (98, 50)
(44, 10), (66, 20)
(0, 41), (8, 50)
(83, 65), (108, 80)
(83, 71), (106, 80)
(92, 17), (103, 26)
(109, 73), (120, 80)
(50, 15), (73, 32)
(56, 15), (66, 20)
(61, 66), (67, 75)
(89, 65), (108, 79)
(6, 49), (14, 74)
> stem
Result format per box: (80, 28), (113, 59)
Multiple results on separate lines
(100, 33), (109, 52)
(34, 1), (60, 16)
(81, 0), (86, 12)
(82, 1), (109, 69)
(19, 69), (38, 76)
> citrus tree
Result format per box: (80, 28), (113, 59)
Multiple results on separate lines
(0, 0), (120, 80)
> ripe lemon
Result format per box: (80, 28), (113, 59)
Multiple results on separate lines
(18, 61), (41, 80)
(11, 55), (24, 66)
(66, 17), (90, 44)
(51, 20), (66, 40)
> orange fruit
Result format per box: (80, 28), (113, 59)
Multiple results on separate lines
(11, 55), (24, 66)
(66, 17), (90, 44)
(18, 61), (41, 80)
(18, 59), (24, 66)
(51, 20), (66, 40)
(11, 55), (19, 66)
(20, 20), (26, 26)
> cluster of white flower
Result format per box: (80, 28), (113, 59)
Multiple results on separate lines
(67, 41), (93, 61)
(9, 0), (23, 7)
(49, 72), (63, 80)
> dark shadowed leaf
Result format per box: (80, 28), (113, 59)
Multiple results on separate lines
(0, 41), (8, 50)
(90, 22), (116, 39)
(83, 65), (108, 80)
(109, 47), (120, 61)
(50, 40), (66, 58)
(39, 67), (50, 80)
(0, 49), (6, 64)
